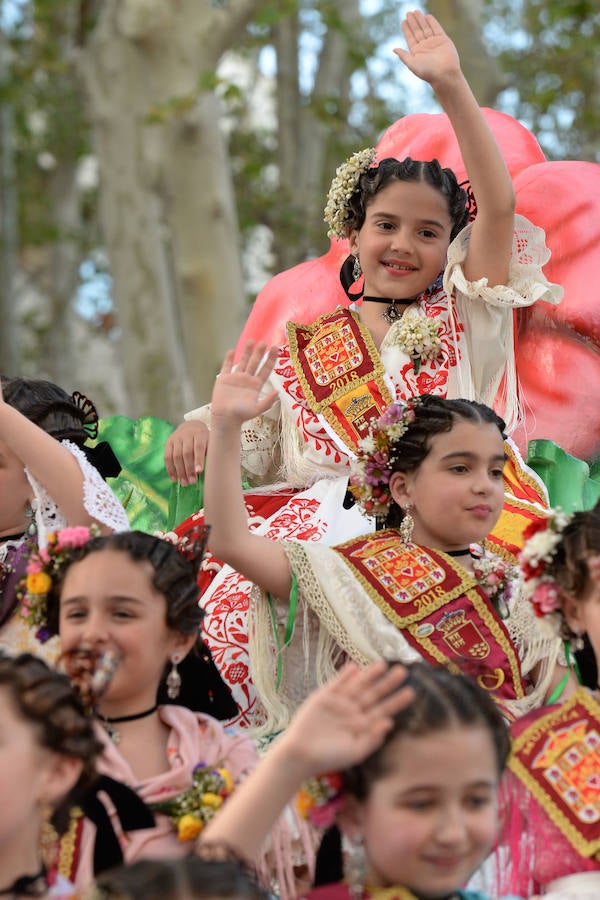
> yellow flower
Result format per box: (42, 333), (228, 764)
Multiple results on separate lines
(295, 789), (314, 819)
(26, 572), (52, 595)
(217, 767), (234, 794)
(177, 814), (204, 841)
(201, 792), (223, 810)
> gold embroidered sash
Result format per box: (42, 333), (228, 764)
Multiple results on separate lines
(287, 308), (393, 451)
(334, 531), (527, 708)
(509, 688), (600, 859)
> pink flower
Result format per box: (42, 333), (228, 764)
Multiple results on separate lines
(531, 580), (560, 617)
(56, 526), (93, 550)
(26, 560), (43, 575)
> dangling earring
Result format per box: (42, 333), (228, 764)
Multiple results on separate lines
(343, 832), (367, 900)
(352, 255), (362, 281)
(25, 499), (38, 539)
(399, 504), (414, 543)
(166, 653), (182, 699)
(571, 629), (585, 652)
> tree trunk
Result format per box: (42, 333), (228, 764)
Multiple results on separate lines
(79, 0), (265, 420)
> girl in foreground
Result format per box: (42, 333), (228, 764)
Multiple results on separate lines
(0, 652), (100, 898)
(166, 9), (558, 728)
(204, 344), (570, 733)
(20, 529), (309, 894)
(201, 661), (522, 900)
(495, 505), (600, 899)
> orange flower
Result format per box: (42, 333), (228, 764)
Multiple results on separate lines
(177, 814), (204, 841)
(25, 572), (52, 595)
(295, 789), (314, 819)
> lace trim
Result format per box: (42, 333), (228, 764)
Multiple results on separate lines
(25, 440), (129, 546)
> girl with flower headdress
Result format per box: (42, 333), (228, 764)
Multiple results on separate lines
(491, 504), (600, 900)
(19, 528), (312, 896)
(0, 375), (129, 662)
(166, 10), (559, 727)
(203, 344), (574, 737)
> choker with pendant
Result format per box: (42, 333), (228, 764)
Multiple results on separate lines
(96, 703), (158, 744)
(362, 296), (412, 324)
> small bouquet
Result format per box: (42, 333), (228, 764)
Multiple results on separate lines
(151, 763), (235, 841)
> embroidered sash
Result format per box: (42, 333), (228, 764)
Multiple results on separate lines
(287, 308), (392, 452)
(334, 531), (527, 707)
(509, 688), (600, 860)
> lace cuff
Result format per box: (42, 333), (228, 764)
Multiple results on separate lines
(444, 214), (564, 309)
(26, 440), (129, 546)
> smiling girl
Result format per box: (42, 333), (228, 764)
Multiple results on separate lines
(20, 530), (309, 894)
(201, 661), (522, 900)
(203, 344), (571, 735)
(166, 10), (560, 729)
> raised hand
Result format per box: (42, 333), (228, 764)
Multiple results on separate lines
(394, 10), (460, 85)
(210, 341), (279, 429)
(278, 661), (414, 777)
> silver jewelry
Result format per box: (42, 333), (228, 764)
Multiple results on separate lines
(571, 630), (585, 652)
(25, 500), (38, 538)
(399, 504), (414, 543)
(352, 255), (362, 281)
(343, 832), (367, 900)
(166, 653), (182, 699)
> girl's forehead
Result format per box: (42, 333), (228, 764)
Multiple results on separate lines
(375, 724), (499, 784)
(427, 419), (504, 456)
(367, 178), (452, 219)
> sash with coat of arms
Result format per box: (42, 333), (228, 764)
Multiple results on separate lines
(334, 531), (528, 713)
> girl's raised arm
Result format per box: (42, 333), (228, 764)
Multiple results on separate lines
(395, 10), (515, 286)
(204, 342), (293, 600)
(0, 381), (104, 531)
(199, 661), (413, 860)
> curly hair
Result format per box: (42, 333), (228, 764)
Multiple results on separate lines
(44, 531), (205, 640)
(544, 503), (600, 614)
(0, 652), (101, 833)
(384, 395), (506, 528)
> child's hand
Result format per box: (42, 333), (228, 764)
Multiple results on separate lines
(394, 10), (460, 86)
(210, 341), (279, 428)
(165, 420), (209, 484)
(279, 661), (414, 777)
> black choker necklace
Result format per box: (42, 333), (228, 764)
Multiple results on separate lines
(0, 531), (26, 544)
(362, 295), (412, 324)
(445, 547), (475, 558)
(0, 867), (47, 897)
(96, 704), (158, 744)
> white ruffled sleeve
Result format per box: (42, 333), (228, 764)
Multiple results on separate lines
(443, 214), (563, 432)
(25, 439), (129, 547)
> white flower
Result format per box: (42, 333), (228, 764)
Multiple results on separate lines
(324, 147), (376, 239)
(393, 314), (442, 361)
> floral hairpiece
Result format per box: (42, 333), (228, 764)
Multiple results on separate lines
(348, 400), (419, 518)
(519, 509), (572, 631)
(20, 525), (98, 643)
(150, 763), (234, 841)
(296, 771), (345, 828)
(324, 147), (377, 239)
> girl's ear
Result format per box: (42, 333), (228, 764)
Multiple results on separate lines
(389, 471), (412, 509)
(169, 631), (198, 662)
(336, 796), (365, 839)
(561, 592), (585, 636)
(39, 752), (83, 808)
(348, 230), (360, 256)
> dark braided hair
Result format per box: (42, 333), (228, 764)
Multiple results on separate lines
(91, 846), (270, 900)
(1, 375), (121, 479)
(546, 503), (600, 601)
(45, 530), (206, 640)
(314, 662), (510, 886)
(0, 652), (101, 833)
(384, 395), (506, 529)
(340, 157), (469, 295)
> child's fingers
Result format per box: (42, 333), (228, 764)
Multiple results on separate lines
(219, 348), (236, 377)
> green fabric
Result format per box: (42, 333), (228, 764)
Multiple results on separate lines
(526, 438), (600, 512)
(95, 415), (176, 533)
(167, 477), (205, 531)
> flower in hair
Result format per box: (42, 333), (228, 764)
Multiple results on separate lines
(392, 312), (442, 374)
(348, 400), (419, 518)
(150, 763), (234, 841)
(296, 771), (344, 828)
(19, 525), (99, 642)
(323, 147), (376, 239)
(519, 509), (572, 631)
